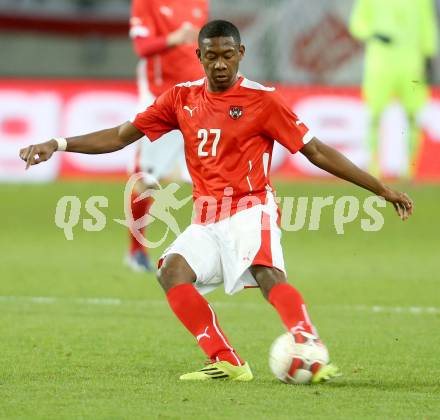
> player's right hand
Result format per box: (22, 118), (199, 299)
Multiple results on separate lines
(379, 188), (413, 221)
(168, 22), (198, 46)
(19, 140), (57, 170)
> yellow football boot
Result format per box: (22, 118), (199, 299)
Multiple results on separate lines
(179, 361), (253, 381)
(311, 363), (341, 384)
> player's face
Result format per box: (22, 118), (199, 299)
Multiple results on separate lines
(197, 36), (245, 92)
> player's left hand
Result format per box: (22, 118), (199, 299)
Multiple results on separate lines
(19, 140), (57, 170)
(379, 188), (413, 221)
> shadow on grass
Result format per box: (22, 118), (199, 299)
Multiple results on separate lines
(239, 377), (440, 393)
(326, 379), (440, 392)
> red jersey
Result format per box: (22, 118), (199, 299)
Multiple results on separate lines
(130, 0), (208, 97)
(132, 77), (313, 221)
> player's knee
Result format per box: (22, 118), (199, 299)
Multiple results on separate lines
(157, 263), (182, 291)
(157, 254), (196, 292)
(250, 265), (287, 300)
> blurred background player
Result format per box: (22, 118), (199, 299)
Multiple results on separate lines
(349, 0), (438, 180)
(126, 0), (208, 271)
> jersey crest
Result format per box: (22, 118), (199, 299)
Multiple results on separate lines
(229, 106), (243, 120)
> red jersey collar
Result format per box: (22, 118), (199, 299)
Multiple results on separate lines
(204, 76), (244, 96)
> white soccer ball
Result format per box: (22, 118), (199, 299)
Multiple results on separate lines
(269, 332), (329, 384)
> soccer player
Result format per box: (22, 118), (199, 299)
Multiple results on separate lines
(127, 0), (208, 271)
(349, 0), (438, 179)
(20, 20), (413, 382)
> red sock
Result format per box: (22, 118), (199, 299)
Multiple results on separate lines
(268, 283), (316, 335)
(129, 191), (152, 254)
(166, 284), (244, 366)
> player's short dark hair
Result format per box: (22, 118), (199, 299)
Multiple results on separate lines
(198, 20), (241, 46)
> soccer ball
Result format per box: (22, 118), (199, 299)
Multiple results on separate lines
(269, 331), (329, 384)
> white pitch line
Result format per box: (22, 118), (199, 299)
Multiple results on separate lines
(0, 296), (439, 315)
(355, 304), (440, 315)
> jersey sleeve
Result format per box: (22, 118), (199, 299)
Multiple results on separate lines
(349, 0), (372, 41)
(131, 87), (179, 141)
(133, 36), (168, 58)
(261, 91), (314, 154)
(129, 0), (155, 39)
(129, 0), (169, 57)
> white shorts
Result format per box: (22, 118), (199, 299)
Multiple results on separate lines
(160, 193), (286, 295)
(130, 59), (190, 183)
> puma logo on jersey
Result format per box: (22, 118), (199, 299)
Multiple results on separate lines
(192, 7), (202, 18)
(159, 6), (173, 16)
(196, 326), (211, 342)
(183, 106), (198, 116)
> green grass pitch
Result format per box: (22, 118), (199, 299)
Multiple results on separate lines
(0, 180), (439, 419)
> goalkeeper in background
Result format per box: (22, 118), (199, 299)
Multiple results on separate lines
(349, 0), (438, 179)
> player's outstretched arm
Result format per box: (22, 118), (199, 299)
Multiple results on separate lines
(300, 138), (414, 220)
(19, 122), (144, 170)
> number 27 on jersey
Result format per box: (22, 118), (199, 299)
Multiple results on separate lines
(197, 128), (221, 157)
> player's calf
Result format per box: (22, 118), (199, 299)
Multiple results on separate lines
(159, 254), (246, 372)
(251, 265), (316, 336)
